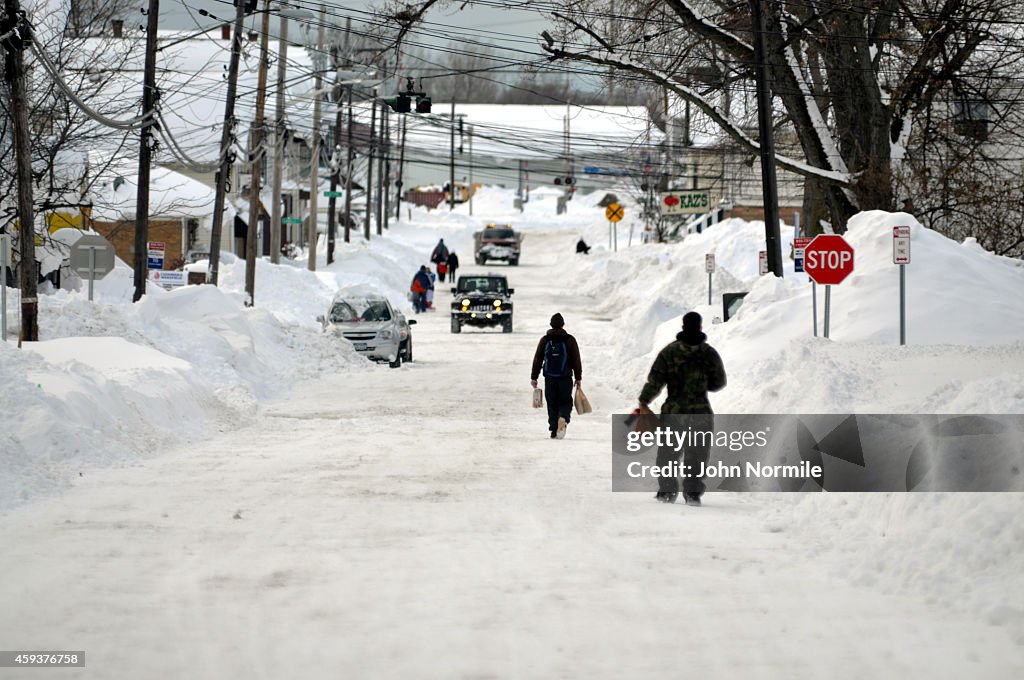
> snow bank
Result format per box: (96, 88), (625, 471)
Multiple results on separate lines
(1, 234), (434, 509)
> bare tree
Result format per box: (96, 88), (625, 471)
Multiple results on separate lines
(533, 0), (1024, 231)
(1, 1), (139, 282)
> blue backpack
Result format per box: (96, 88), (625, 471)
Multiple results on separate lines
(543, 338), (570, 378)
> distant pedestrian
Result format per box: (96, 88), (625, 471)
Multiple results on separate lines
(576, 238), (591, 254)
(531, 313), (583, 439)
(425, 267), (436, 309)
(638, 311), (726, 506)
(410, 266), (431, 313)
(430, 239), (449, 270)
(447, 251), (460, 284)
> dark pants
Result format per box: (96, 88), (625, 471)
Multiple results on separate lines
(448, 266), (457, 283)
(544, 376), (574, 433)
(412, 291), (426, 313)
(656, 413), (714, 495)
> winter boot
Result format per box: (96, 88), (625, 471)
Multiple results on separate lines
(655, 492), (678, 504)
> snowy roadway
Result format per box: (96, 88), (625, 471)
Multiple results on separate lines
(1, 232), (1021, 678)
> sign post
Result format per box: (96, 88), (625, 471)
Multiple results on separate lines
(605, 203), (624, 252)
(69, 234), (116, 302)
(803, 234), (855, 339)
(705, 253), (715, 305)
(893, 226), (911, 345)
(794, 236), (815, 335)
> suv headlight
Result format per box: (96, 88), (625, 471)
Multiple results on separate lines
(492, 299), (501, 308)
(461, 298), (471, 306)
(379, 329), (392, 339)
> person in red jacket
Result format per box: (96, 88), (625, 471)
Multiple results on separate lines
(530, 313), (583, 439)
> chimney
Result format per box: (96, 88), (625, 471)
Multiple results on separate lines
(221, 24), (231, 41)
(111, 19), (124, 38)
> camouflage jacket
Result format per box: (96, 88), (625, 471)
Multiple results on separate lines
(639, 332), (726, 414)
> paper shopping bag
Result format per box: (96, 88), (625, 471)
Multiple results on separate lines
(573, 386), (593, 415)
(532, 388), (543, 408)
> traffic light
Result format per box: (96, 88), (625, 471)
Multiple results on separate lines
(564, 177), (574, 185)
(554, 177), (562, 185)
(384, 94), (411, 113)
(415, 95), (431, 113)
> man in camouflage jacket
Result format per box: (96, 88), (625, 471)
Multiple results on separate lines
(638, 311), (726, 505)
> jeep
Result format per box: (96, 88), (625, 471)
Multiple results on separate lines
(450, 274), (514, 333)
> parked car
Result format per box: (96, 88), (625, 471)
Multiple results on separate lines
(450, 274), (514, 333)
(318, 287), (415, 367)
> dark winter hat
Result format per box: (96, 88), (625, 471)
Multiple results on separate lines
(682, 311), (702, 331)
(550, 313), (565, 329)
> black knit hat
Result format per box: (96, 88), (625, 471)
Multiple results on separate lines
(550, 313), (565, 329)
(682, 311), (702, 331)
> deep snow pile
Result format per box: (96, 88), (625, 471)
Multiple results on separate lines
(566, 210), (1024, 413)
(0, 232), (437, 510)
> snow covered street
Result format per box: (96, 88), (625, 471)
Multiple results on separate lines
(2, 220), (1022, 678)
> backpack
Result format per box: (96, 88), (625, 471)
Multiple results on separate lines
(543, 338), (570, 378)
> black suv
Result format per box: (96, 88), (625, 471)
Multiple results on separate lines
(451, 274), (514, 333)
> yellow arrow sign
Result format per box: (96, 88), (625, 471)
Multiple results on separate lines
(606, 203), (625, 222)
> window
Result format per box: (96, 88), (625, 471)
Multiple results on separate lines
(953, 99), (989, 141)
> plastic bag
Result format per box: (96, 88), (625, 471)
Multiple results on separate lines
(573, 386), (593, 415)
(532, 388), (543, 408)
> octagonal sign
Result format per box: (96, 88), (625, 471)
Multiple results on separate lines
(803, 234), (854, 285)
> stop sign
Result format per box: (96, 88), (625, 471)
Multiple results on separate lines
(803, 234), (855, 285)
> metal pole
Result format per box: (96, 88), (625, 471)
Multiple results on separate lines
(899, 264), (906, 345)
(812, 281), (818, 337)
(88, 247), (95, 301)
(614, 222), (618, 251)
(823, 284), (831, 339)
(209, 0), (246, 284)
(270, 10), (288, 265)
(708, 271), (712, 306)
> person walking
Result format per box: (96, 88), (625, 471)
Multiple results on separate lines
(410, 266), (431, 313)
(430, 238), (449, 276)
(638, 311), (726, 506)
(447, 251), (460, 284)
(531, 313), (582, 439)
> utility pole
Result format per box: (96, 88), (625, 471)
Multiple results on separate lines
(468, 124), (474, 216)
(270, 6), (289, 265)
(363, 87), (376, 240)
(3, 1), (38, 340)
(343, 86), (354, 243)
(395, 113), (406, 220)
(376, 100), (385, 235)
(751, 0), (783, 277)
(326, 18), (350, 263)
(307, 4), (326, 270)
(448, 100), (456, 210)
(245, 1), (272, 306)
(209, 0), (246, 285)
(133, 0), (160, 302)
(382, 103), (390, 230)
